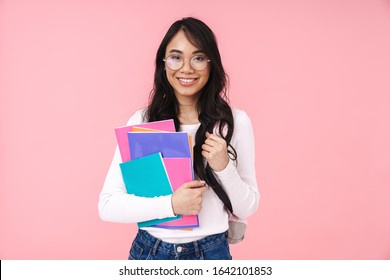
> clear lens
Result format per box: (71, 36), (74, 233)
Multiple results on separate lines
(164, 55), (209, 71)
(165, 55), (183, 70)
(191, 56), (209, 70)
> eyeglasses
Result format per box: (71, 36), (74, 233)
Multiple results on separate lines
(163, 54), (210, 71)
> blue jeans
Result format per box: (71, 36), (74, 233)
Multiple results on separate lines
(128, 229), (232, 260)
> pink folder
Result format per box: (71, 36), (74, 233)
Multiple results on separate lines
(114, 119), (175, 162)
(155, 158), (199, 228)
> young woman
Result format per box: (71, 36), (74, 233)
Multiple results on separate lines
(99, 17), (259, 260)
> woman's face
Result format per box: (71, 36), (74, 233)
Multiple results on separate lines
(164, 30), (211, 103)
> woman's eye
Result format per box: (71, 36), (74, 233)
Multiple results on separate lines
(170, 55), (181, 60)
(193, 56), (206, 61)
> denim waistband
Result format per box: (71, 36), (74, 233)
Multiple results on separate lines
(136, 229), (228, 257)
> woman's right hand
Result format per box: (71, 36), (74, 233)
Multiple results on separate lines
(171, 180), (208, 216)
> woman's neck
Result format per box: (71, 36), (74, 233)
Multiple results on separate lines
(178, 103), (200, 125)
(174, 93), (200, 125)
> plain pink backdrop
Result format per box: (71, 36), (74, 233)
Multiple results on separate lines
(1, 0), (390, 259)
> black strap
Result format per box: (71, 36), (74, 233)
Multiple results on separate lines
(205, 163), (233, 214)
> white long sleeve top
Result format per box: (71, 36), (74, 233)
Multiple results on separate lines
(98, 108), (259, 243)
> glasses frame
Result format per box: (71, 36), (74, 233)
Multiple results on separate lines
(163, 54), (211, 71)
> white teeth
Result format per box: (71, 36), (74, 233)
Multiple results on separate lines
(179, 78), (195, 83)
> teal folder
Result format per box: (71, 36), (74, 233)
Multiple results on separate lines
(119, 152), (181, 227)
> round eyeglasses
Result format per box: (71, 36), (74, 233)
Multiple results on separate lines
(163, 54), (210, 71)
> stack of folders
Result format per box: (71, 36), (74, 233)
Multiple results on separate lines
(115, 119), (199, 229)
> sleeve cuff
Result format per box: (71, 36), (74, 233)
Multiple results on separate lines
(158, 194), (176, 218)
(214, 158), (236, 177)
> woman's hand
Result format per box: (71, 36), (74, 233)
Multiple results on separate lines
(171, 181), (208, 215)
(201, 132), (229, 172)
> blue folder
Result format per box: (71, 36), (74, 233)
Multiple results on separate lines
(128, 132), (192, 160)
(119, 152), (181, 228)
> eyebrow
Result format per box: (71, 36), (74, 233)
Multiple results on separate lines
(168, 49), (206, 55)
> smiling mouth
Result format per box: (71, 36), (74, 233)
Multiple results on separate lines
(178, 78), (198, 84)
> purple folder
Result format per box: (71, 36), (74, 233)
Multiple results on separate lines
(128, 132), (192, 160)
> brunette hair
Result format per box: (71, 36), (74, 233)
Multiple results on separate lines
(146, 17), (237, 184)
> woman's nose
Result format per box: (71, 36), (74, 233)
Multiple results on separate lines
(180, 59), (195, 74)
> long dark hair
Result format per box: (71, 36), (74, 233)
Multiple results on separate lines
(146, 17), (237, 184)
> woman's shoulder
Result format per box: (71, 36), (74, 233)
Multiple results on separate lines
(230, 108), (254, 140)
(125, 107), (148, 126)
(231, 107), (252, 124)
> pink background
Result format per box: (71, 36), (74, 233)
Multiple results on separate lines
(1, 0), (390, 260)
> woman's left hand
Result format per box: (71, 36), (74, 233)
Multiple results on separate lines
(201, 132), (229, 172)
